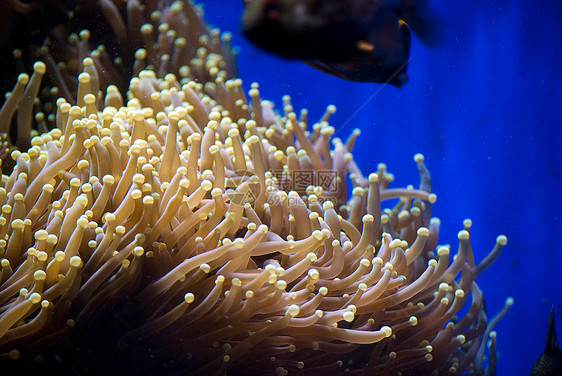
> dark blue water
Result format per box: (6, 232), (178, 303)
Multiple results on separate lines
(202, 1), (562, 375)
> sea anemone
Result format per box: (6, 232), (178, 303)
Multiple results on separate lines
(0, 1), (511, 375)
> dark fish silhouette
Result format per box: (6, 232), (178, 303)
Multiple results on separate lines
(531, 304), (562, 375)
(241, 0), (443, 87)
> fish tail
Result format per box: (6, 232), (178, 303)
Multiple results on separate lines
(399, 0), (445, 47)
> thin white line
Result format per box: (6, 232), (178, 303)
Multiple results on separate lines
(333, 52), (417, 136)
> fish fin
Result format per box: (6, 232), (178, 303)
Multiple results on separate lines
(400, 72), (408, 86)
(399, 19), (412, 51)
(304, 59), (407, 87)
(399, 0), (446, 47)
(555, 303), (562, 322)
(303, 60), (351, 80)
(546, 306), (561, 353)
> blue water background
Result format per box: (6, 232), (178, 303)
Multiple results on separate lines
(200, 1), (562, 374)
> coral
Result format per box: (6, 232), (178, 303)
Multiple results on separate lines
(0, 1), (511, 375)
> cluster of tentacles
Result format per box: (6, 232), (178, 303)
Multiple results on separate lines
(0, 1), (511, 375)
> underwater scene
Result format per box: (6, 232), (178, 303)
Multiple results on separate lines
(0, 0), (560, 375)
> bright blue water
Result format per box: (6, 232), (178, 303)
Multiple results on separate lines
(201, 1), (562, 375)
